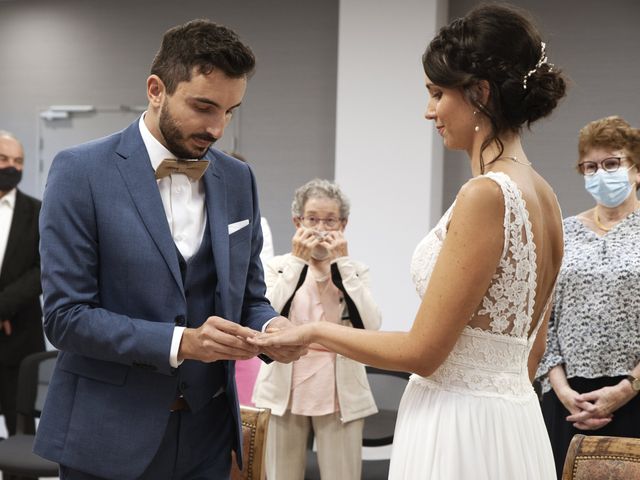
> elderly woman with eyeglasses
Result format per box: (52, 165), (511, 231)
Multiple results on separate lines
(536, 115), (640, 479)
(252, 178), (381, 480)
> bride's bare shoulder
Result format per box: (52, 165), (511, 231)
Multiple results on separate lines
(459, 175), (504, 200)
(451, 177), (505, 227)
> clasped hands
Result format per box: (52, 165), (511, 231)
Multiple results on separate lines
(559, 382), (637, 430)
(291, 227), (348, 262)
(177, 315), (310, 364)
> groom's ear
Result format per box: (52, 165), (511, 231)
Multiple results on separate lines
(147, 75), (166, 107)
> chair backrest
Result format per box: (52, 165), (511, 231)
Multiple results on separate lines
(230, 405), (271, 480)
(363, 366), (410, 447)
(15, 350), (58, 435)
(562, 434), (640, 480)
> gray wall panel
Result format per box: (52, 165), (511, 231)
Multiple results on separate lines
(443, 0), (640, 217)
(0, 0), (338, 253)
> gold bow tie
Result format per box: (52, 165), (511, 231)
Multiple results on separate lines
(155, 159), (210, 181)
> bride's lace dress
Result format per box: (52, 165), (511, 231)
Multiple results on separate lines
(388, 172), (555, 479)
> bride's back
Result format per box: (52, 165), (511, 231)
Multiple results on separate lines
(466, 165), (563, 340)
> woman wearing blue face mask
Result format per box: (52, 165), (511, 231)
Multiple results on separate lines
(536, 115), (640, 479)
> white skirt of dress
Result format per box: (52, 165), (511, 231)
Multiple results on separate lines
(388, 376), (556, 480)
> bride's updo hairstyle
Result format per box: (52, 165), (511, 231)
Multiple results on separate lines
(423, 4), (566, 169)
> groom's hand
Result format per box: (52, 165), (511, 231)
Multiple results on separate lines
(178, 316), (259, 363)
(260, 316), (308, 363)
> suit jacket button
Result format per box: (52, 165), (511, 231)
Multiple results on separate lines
(180, 381), (188, 390)
(175, 315), (186, 326)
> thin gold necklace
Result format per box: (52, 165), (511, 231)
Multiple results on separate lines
(485, 155), (532, 168)
(496, 155), (532, 167)
(593, 207), (611, 232)
(594, 203), (640, 232)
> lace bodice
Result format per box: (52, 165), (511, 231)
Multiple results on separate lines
(410, 172), (541, 399)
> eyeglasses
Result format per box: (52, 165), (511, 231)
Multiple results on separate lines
(299, 216), (342, 229)
(578, 156), (632, 176)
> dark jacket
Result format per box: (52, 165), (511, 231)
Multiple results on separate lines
(0, 189), (45, 365)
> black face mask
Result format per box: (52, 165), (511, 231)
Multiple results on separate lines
(0, 167), (22, 191)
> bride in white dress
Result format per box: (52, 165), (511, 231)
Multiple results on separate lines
(250, 4), (566, 479)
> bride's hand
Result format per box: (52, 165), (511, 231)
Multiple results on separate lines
(255, 317), (310, 363)
(250, 323), (315, 348)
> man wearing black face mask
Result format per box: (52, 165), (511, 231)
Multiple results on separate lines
(0, 130), (45, 437)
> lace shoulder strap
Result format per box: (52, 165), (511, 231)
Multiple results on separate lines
(528, 195), (563, 345)
(482, 172), (520, 259)
(527, 286), (553, 347)
(474, 171), (538, 337)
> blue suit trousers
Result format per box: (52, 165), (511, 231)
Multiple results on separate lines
(59, 394), (233, 480)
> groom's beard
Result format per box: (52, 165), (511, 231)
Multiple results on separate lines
(159, 102), (218, 159)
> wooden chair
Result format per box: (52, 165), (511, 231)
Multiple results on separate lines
(562, 434), (640, 480)
(231, 406), (271, 480)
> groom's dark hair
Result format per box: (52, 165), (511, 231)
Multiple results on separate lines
(150, 19), (255, 94)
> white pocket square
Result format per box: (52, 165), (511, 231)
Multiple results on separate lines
(228, 219), (250, 235)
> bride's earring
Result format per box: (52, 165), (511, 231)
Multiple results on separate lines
(473, 110), (480, 132)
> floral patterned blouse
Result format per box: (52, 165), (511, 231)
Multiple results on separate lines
(537, 212), (640, 392)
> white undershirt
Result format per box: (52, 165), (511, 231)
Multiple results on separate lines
(0, 189), (16, 276)
(138, 115), (206, 260)
(139, 116), (275, 369)
(139, 115), (205, 368)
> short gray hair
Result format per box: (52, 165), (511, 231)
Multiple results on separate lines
(291, 178), (350, 219)
(0, 130), (21, 145)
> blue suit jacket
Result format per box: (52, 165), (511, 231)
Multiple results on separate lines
(34, 120), (277, 479)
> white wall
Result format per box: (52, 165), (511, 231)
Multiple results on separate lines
(335, 0), (447, 331)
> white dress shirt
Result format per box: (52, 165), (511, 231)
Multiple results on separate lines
(139, 115), (206, 368)
(259, 217), (274, 265)
(0, 188), (17, 274)
(139, 116), (276, 369)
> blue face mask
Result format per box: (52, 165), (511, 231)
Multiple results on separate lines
(584, 166), (634, 208)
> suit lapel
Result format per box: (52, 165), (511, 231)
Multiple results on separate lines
(203, 157), (230, 318)
(0, 191), (31, 281)
(114, 123), (183, 292)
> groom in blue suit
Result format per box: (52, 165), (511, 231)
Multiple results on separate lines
(34, 20), (304, 479)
